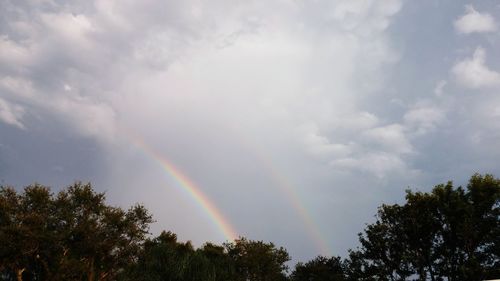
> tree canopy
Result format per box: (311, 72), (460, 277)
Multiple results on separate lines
(0, 183), (153, 281)
(345, 173), (500, 281)
(1, 173), (499, 280)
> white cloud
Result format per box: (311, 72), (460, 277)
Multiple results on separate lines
(0, 0), (411, 177)
(40, 13), (94, 46)
(298, 123), (352, 159)
(494, 106), (500, 117)
(0, 36), (32, 74)
(0, 75), (116, 141)
(452, 47), (500, 89)
(0, 76), (36, 99)
(454, 5), (497, 34)
(404, 104), (445, 135)
(0, 0), (415, 256)
(51, 95), (117, 141)
(330, 152), (412, 179)
(0, 98), (25, 129)
(434, 80), (447, 97)
(362, 124), (413, 154)
(332, 0), (402, 34)
(331, 111), (380, 131)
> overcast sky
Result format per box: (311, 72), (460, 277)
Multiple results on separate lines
(1, 0), (500, 262)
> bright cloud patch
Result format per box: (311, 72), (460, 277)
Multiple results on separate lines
(0, 98), (25, 129)
(404, 104), (445, 135)
(452, 47), (500, 89)
(454, 5), (497, 34)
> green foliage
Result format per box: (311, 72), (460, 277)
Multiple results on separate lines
(1, 173), (499, 281)
(225, 237), (290, 281)
(0, 182), (153, 281)
(125, 231), (200, 281)
(0, 184), (55, 281)
(291, 256), (345, 281)
(126, 235), (290, 281)
(345, 173), (500, 281)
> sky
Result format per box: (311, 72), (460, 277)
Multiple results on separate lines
(1, 0), (500, 262)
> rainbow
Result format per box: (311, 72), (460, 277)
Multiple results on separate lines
(222, 127), (332, 255)
(123, 128), (330, 255)
(251, 151), (332, 256)
(270, 174), (331, 255)
(129, 135), (238, 242)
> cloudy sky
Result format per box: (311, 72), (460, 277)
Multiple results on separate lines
(1, 0), (500, 261)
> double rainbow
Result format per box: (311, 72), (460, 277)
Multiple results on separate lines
(127, 130), (330, 255)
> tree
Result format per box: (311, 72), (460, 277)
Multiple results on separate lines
(344, 173), (500, 281)
(54, 183), (153, 281)
(402, 190), (441, 281)
(225, 237), (290, 281)
(430, 174), (500, 280)
(0, 184), (58, 281)
(0, 182), (153, 281)
(197, 242), (237, 281)
(291, 256), (345, 281)
(2, 174), (499, 281)
(125, 232), (237, 281)
(357, 204), (413, 281)
(343, 250), (369, 281)
(126, 231), (196, 281)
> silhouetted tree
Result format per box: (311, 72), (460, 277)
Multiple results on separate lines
(291, 256), (345, 281)
(344, 173), (500, 281)
(0, 183), (152, 281)
(124, 231), (237, 281)
(2, 174), (499, 281)
(198, 242), (237, 280)
(225, 237), (290, 281)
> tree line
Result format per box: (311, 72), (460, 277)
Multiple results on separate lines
(0, 173), (499, 280)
